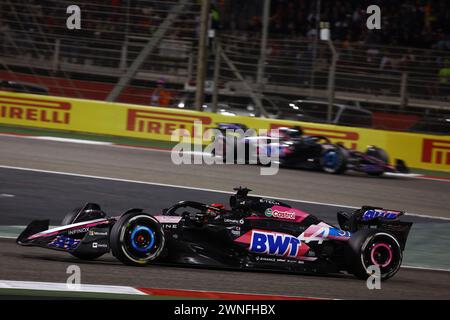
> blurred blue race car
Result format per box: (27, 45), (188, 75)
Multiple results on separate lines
(213, 124), (409, 176)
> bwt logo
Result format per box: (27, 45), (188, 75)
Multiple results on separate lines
(126, 109), (213, 137)
(270, 124), (359, 149)
(422, 138), (450, 165)
(0, 95), (71, 125)
(249, 231), (308, 259)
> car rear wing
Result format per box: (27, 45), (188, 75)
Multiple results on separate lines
(338, 206), (412, 250)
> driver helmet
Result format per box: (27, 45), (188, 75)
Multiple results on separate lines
(207, 203), (226, 214)
(277, 126), (303, 140)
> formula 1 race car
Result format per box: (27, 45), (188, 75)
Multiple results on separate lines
(17, 187), (412, 280)
(213, 124), (409, 176)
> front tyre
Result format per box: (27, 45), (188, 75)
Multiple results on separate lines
(110, 213), (165, 266)
(320, 146), (347, 174)
(347, 229), (402, 281)
(366, 146), (389, 164)
(367, 171), (384, 177)
(61, 207), (82, 226)
(62, 206), (105, 261)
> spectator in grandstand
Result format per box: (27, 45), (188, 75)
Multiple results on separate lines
(211, 3), (221, 31)
(436, 30), (450, 51)
(151, 79), (172, 107)
(438, 60), (450, 85)
(431, 59), (450, 98)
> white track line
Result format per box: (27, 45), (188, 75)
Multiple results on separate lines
(0, 133), (113, 146)
(0, 280), (329, 299)
(1, 132), (450, 182)
(0, 164), (449, 221)
(0, 280), (145, 295)
(32, 136), (113, 145)
(401, 265), (450, 272)
(384, 172), (423, 178)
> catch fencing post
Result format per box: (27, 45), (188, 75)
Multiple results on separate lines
(195, 0), (211, 111)
(220, 50), (269, 118)
(321, 22), (336, 123)
(327, 41), (337, 123)
(212, 40), (221, 113)
(106, 0), (188, 102)
(400, 72), (408, 109)
(120, 39), (127, 71)
(52, 39), (60, 71)
(255, 0), (271, 116)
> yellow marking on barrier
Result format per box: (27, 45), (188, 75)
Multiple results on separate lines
(1, 91), (449, 172)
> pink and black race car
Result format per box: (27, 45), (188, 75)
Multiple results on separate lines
(214, 124), (409, 176)
(17, 187), (412, 281)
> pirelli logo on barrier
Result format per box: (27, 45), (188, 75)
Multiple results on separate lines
(126, 108), (214, 137)
(0, 95), (71, 125)
(422, 138), (450, 166)
(270, 123), (359, 149)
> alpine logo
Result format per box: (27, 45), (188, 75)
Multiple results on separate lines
(249, 231), (309, 259)
(362, 209), (401, 221)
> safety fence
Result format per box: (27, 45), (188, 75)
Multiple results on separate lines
(0, 0), (449, 136)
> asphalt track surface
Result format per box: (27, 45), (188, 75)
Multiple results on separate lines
(0, 135), (449, 218)
(1, 135), (450, 299)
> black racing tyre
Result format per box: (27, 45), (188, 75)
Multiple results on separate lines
(61, 204), (106, 225)
(61, 207), (105, 261)
(110, 212), (165, 266)
(320, 146), (347, 174)
(222, 137), (244, 164)
(211, 135), (224, 157)
(366, 146), (389, 164)
(214, 137), (233, 163)
(366, 146), (389, 176)
(346, 229), (402, 281)
(367, 171), (384, 177)
(61, 207), (82, 226)
(70, 251), (106, 261)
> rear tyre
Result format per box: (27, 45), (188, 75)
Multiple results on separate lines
(61, 206), (105, 261)
(320, 146), (347, 174)
(347, 229), (402, 281)
(366, 146), (389, 164)
(110, 213), (165, 266)
(365, 146), (389, 176)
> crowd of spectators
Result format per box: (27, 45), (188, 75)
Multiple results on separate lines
(0, 0), (199, 46)
(218, 0), (450, 51)
(0, 0), (448, 100)
(1, 0), (449, 53)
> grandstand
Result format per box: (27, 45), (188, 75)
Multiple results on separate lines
(0, 0), (449, 133)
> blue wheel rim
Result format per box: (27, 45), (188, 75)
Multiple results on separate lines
(130, 225), (155, 253)
(323, 150), (338, 169)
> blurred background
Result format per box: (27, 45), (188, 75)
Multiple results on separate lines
(0, 0), (449, 134)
